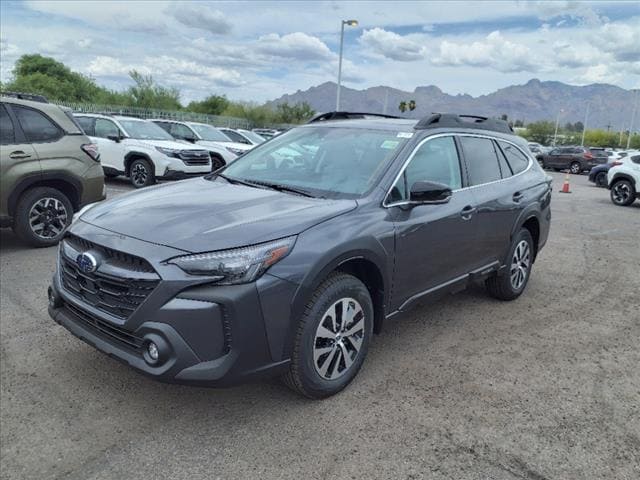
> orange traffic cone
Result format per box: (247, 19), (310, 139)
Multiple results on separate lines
(559, 172), (571, 193)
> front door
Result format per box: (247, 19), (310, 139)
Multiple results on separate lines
(92, 117), (126, 171)
(389, 135), (479, 308)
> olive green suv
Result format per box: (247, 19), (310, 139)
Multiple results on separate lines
(1, 93), (105, 247)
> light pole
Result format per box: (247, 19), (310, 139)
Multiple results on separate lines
(336, 19), (358, 111)
(626, 89), (638, 150)
(581, 103), (589, 146)
(553, 108), (564, 146)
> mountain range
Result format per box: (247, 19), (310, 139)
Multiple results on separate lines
(269, 79), (638, 130)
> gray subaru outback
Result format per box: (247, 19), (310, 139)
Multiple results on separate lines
(48, 113), (552, 399)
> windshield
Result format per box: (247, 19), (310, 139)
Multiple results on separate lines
(220, 126), (409, 198)
(189, 123), (232, 142)
(239, 129), (266, 144)
(119, 120), (174, 140)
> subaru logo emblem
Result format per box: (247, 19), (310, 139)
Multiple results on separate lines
(76, 252), (98, 273)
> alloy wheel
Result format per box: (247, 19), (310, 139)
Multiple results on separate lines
(510, 240), (531, 290)
(28, 197), (68, 239)
(612, 182), (631, 204)
(132, 163), (148, 187)
(570, 163), (581, 174)
(313, 297), (366, 380)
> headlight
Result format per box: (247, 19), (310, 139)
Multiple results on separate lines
(225, 146), (245, 156)
(167, 236), (296, 283)
(72, 202), (99, 224)
(155, 146), (181, 158)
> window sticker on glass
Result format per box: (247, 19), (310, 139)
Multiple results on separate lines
(380, 140), (400, 149)
(397, 132), (413, 138)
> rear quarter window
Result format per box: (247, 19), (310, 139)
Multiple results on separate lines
(498, 141), (529, 175)
(0, 104), (15, 145)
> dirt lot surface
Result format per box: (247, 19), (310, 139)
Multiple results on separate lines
(1, 172), (639, 479)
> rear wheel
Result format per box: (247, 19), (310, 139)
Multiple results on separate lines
(283, 273), (373, 399)
(210, 154), (226, 172)
(486, 228), (534, 301)
(13, 187), (73, 247)
(610, 179), (636, 206)
(129, 158), (155, 188)
(570, 162), (581, 174)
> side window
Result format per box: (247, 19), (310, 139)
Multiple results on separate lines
(224, 129), (249, 144)
(390, 136), (462, 202)
(631, 155), (640, 165)
(170, 123), (194, 139)
(94, 118), (119, 138)
(155, 122), (171, 133)
(0, 104), (15, 145)
(498, 140), (529, 175)
(12, 106), (62, 143)
(75, 116), (95, 136)
(459, 136), (502, 185)
(550, 149), (560, 155)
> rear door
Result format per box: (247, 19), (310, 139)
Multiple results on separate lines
(1, 103), (40, 216)
(459, 135), (526, 266)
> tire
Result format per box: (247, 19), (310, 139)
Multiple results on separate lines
(104, 171), (119, 179)
(595, 171), (607, 187)
(129, 158), (155, 188)
(486, 228), (534, 301)
(570, 162), (581, 174)
(13, 187), (73, 247)
(283, 272), (374, 399)
(610, 179), (636, 206)
(210, 154), (226, 172)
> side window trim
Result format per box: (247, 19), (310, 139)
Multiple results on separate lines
(2, 104), (28, 144)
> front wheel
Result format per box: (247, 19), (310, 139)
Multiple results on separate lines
(129, 158), (155, 188)
(283, 273), (373, 399)
(595, 171), (607, 187)
(610, 179), (636, 206)
(486, 228), (534, 301)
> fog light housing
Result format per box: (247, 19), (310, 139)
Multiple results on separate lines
(48, 286), (62, 308)
(147, 341), (159, 361)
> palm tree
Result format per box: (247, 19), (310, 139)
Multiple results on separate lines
(408, 100), (416, 111)
(398, 101), (407, 113)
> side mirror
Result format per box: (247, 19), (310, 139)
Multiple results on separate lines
(409, 181), (452, 204)
(107, 134), (121, 143)
(184, 136), (197, 143)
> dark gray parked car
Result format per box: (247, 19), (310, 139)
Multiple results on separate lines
(539, 146), (606, 174)
(48, 113), (552, 399)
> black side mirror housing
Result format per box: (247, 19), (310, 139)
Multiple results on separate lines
(409, 181), (452, 204)
(107, 134), (121, 143)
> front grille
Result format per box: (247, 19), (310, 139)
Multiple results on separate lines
(179, 150), (211, 166)
(65, 301), (144, 352)
(60, 234), (160, 320)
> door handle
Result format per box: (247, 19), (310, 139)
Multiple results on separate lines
(9, 151), (32, 159)
(460, 205), (477, 220)
(512, 192), (524, 202)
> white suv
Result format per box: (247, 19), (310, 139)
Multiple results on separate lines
(607, 150), (640, 206)
(74, 114), (213, 188)
(150, 120), (252, 170)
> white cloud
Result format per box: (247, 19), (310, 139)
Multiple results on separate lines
(359, 28), (427, 61)
(168, 4), (231, 35)
(592, 21), (640, 62)
(0, 38), (19, 56)
(432, 31), (537, 73)
(256, 33), (333, 61)
(575, 63), (622, 84)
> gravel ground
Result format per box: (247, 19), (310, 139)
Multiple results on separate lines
(1, 172), (639, 480)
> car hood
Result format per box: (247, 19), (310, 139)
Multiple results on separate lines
(195, 140), (252, 151)
(137, 139), (208, 151)
(80, 177), (356, 253)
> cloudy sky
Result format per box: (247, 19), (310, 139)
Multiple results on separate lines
(1, 1), (639, 104)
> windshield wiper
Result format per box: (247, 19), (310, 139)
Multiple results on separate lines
(214, 173), (264, 189)
(247, 180), (318, 198)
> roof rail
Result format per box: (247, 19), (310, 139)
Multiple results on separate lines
(307, 111), (402, 123)
(415, 113), (513, 134)
(1, 91), (49, 103)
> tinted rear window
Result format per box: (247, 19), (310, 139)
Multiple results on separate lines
(13, 105), (62, 143)
(459, 136), (502, 185)
(75, 116), (95, 136)
(0, 104), (15, 144)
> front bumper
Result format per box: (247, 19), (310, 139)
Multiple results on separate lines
(48, 226), (298, 386)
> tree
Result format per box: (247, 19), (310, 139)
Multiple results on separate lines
(514, 119), (524, 128)
(187, 95), (230, 115)
(501, 113), (508, 121)
(398, 101), (407, 113)
(522, 121), (555, 144)
(126, 70), (181, 110)
(408, 100), (416, 111)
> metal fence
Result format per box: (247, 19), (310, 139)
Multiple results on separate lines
(57, 101), (252, 129)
